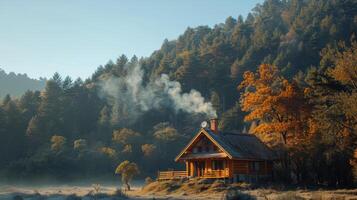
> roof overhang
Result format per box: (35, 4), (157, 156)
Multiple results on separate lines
(175, 128), (233, 162)
(180, 152), (228, 160)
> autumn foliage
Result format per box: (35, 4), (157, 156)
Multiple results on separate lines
(239, 64), (311, 147)
(239, 41), (357, 185)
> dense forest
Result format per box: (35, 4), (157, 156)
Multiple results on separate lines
(0, 0), (357, 186)
(0, 69), (45, 98)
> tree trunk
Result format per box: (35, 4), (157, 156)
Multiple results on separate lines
(126, 182), (131, 191)
(281, 132), (291, 182)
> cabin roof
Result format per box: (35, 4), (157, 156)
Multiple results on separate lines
(180, 152), (227, 159)
(175, 128), (277, 161)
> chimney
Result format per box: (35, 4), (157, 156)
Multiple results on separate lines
(210, 118), (218, 133)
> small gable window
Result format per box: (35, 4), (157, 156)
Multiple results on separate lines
(205, 146), (210, 152)
(198, 146), (202, 153)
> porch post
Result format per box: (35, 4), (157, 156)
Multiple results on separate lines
(185, 161), (189, 177)
(190, 161), (194, 177)
(205, 159), (209, 175)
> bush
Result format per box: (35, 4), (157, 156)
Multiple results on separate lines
(145, 176), (154, 185)
(92, 183), (101, 194)
(65, 194), (82, 200)
(225, 189), (256, 200)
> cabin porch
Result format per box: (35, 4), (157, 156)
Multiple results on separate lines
(158, 159), (273, 181)
(158, 158), (231, 180)
(185, 159), (231, 178)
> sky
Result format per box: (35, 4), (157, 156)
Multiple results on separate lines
(0, 0), (263, 80)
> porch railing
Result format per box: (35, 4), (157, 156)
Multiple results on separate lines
(158, 169), (229, 180)
(158, 170), (188, 180)
(202, 169), (229, 178)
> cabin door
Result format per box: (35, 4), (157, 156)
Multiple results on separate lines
(194, 161), (205, 177)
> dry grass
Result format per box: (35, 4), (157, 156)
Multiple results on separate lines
(138, 178), (257, 199)
(275, 192), (305, 200)
(0, 185), (129, 200)
(137, 179), (357, 200)
(1, 182), (357, 200)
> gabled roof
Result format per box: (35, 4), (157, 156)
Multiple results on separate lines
(175, 128), (277, 162)
(180, 152), (227, 160)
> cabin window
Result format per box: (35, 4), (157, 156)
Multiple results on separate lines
(198, 146), (202, 153)
(205, 146), (210, 152)
(249, 162), (260, 172)
(193, 147), (198, 153)
(212, 160), (224, 170)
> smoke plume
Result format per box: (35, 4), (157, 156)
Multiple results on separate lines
(98, 64), (216, 124)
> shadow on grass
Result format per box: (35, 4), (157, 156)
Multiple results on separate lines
(225, 188), (257, 200)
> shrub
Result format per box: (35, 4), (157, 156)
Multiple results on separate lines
(225, 189), (256, 200)
(65, 194), (82, 200)
(145, 176), (154, 185)
(92, 183), (101, 194)
(141, 144), (156, 156)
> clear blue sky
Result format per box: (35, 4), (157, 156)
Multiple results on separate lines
(0, 0), (263, 79)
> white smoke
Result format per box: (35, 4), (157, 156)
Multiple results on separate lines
(156, 74), (217, 118)
(98, 64), (216, 124)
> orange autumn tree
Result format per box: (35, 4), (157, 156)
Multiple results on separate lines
(239, 64), (311, 147)
(239, 64), (312, 180)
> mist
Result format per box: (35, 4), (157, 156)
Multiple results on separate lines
(98, 63), (216, 125)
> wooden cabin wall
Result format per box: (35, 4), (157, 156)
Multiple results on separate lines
(233, 160), (249, 174)
(253, 161), (267, 175)
(227, 160), (233, 178)
(232, 160), (273, 175)
(256, 161), (273, 175)
(267, 161), (273, 174)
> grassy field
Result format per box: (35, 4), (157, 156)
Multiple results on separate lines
(1, 179), (357, 200)
(132, 178), (357, 200)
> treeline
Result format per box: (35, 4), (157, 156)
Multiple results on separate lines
(0, 0), (356, 186)
(0, 69), (46, 98)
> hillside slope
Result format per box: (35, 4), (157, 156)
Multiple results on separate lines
(0, 69), (46, 98)
(0, 0), (356, 183)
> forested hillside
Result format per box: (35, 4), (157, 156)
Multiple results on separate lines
(0, 69), (46, 98)
(0, 0), (356, 186)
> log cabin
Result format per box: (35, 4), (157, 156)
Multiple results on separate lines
(158, 119), (276, 182)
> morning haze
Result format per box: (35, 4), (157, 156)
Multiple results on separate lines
(0, 0), (357, 199)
